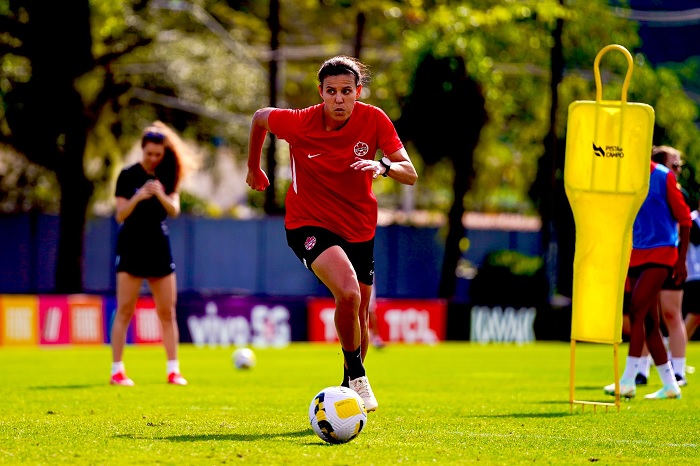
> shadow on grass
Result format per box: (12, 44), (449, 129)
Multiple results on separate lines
(533, 400), (572, 405)
(114, 430), (312, 442)
(29, 384), (103, 390)
(475, 412), (570, 419)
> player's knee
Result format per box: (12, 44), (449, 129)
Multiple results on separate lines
(335, 287), (361, 313)
(156, 305), (176, 322)
(115, 303), (136, 322)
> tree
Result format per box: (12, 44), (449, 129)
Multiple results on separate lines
(3, 0), (699, 300)
(4, 1), (106, 292)
(1, 0), (267, 291)
(397, 53), (487, 300)
(264, 0), (282, 214)
(394, 0), (700, 300)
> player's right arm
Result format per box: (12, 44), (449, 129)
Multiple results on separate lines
(246, 107), (275, 191)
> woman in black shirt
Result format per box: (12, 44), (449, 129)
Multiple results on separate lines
(110, 121), (197, 386)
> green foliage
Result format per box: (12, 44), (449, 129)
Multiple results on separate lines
(2, 0), (699, 218)
(2, 343), (700, 464)
(179, 190), (209, 215)
(394, 1), (570, 214)
(391, 0), (700, 213)
(0, 148), (59, 213)
(83, 0), (269, 213)
(484, 249), (544, 277)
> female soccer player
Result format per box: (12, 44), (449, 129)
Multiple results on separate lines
(246, 56), (417, 411)
(110, 121), (197, 386)
(605, 146), (691, 399)
(634, 146), (689, 386)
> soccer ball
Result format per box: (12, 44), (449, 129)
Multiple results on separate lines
(232, 348), (256, 369)
(309, 386), (367, 444)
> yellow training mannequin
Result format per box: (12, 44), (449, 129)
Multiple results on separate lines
(565, 44), (655, 344)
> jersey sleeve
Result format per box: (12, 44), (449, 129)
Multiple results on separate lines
(268, 109), (302, 144)
(115, 170), (132, 199)
(374, 107), (403, 156)
(667, 174), (692, 227)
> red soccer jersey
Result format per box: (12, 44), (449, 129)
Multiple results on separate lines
(629, 162), (692, 268)
(268, 102), (404, 242)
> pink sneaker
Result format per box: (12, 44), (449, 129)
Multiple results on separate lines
(168, 372), (188, 385)
(110, 372), (134, 386)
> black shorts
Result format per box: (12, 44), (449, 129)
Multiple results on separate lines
(623, 264), (673, 315)
(286, 226), (374, 285)
(683, 280), (700, 316)
(661, 271), (685, 291)
(627, 263), (673, 280)
(115, 228), (175, 278)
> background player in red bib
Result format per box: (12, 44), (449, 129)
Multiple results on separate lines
(604, 146), (691, 399)
(246, 56), (417, 411)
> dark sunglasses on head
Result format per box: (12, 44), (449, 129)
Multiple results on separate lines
(143, 131), (165, 143)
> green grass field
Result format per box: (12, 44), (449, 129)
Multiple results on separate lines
(1, 342), (698, 465)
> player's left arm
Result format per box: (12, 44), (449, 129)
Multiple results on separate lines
(151, 181), (181, 218)
(351, 108), (417, 185)
(382, 147), (417, 186)
(676, 225), (690, 284)
(667, 173), (691, 283)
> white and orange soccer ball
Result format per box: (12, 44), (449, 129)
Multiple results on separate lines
(232, 348), (256, 369)
(308, 386), (367, 444)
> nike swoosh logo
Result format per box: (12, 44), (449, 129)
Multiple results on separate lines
(308, 153), (321, 158)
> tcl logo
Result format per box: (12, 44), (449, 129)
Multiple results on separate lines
(383, 308), (438, 344)
(318, 307), (438, 344)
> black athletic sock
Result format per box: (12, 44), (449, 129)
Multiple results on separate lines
(342, 346), (365, 380)
(341, 366), (350, 388)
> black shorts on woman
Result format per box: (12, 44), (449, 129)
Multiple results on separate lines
(286, 226), (374, 285)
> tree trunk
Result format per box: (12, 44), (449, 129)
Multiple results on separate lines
(542, 2), (567, 298)
(56, 154), (93, 293)
(438, 163), (470, 300)
(23, 0), (94, 293)
(353, 11), (366, 59)
(264, 0), (281, 214)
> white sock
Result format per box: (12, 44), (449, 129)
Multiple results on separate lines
(672, 357), (686, 377)
(167, 360), (180, 375)
(111, 361), (125, 376)
(622, 356), (641, 381)
(656, 361), (677, 387)
(639, 356), (651, 377)
(663, 337), (671, 360)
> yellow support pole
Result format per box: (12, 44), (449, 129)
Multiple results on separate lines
(569, 339), (620, 413)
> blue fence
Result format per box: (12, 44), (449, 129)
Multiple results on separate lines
(0, 213), (541, 301)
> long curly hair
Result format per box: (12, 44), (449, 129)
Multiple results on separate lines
(140, 121), (199, 193)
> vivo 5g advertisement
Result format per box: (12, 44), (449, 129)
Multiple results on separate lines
(0, 294), (447, 347)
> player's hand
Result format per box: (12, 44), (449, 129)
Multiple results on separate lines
(152, 179), (165, 192)
(137, 180), (156, 199)
(673, 259), (687, 285)
(351, 157), (384, 179)
(149, 180), (166, 197)
(247, 168), (270, 191)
